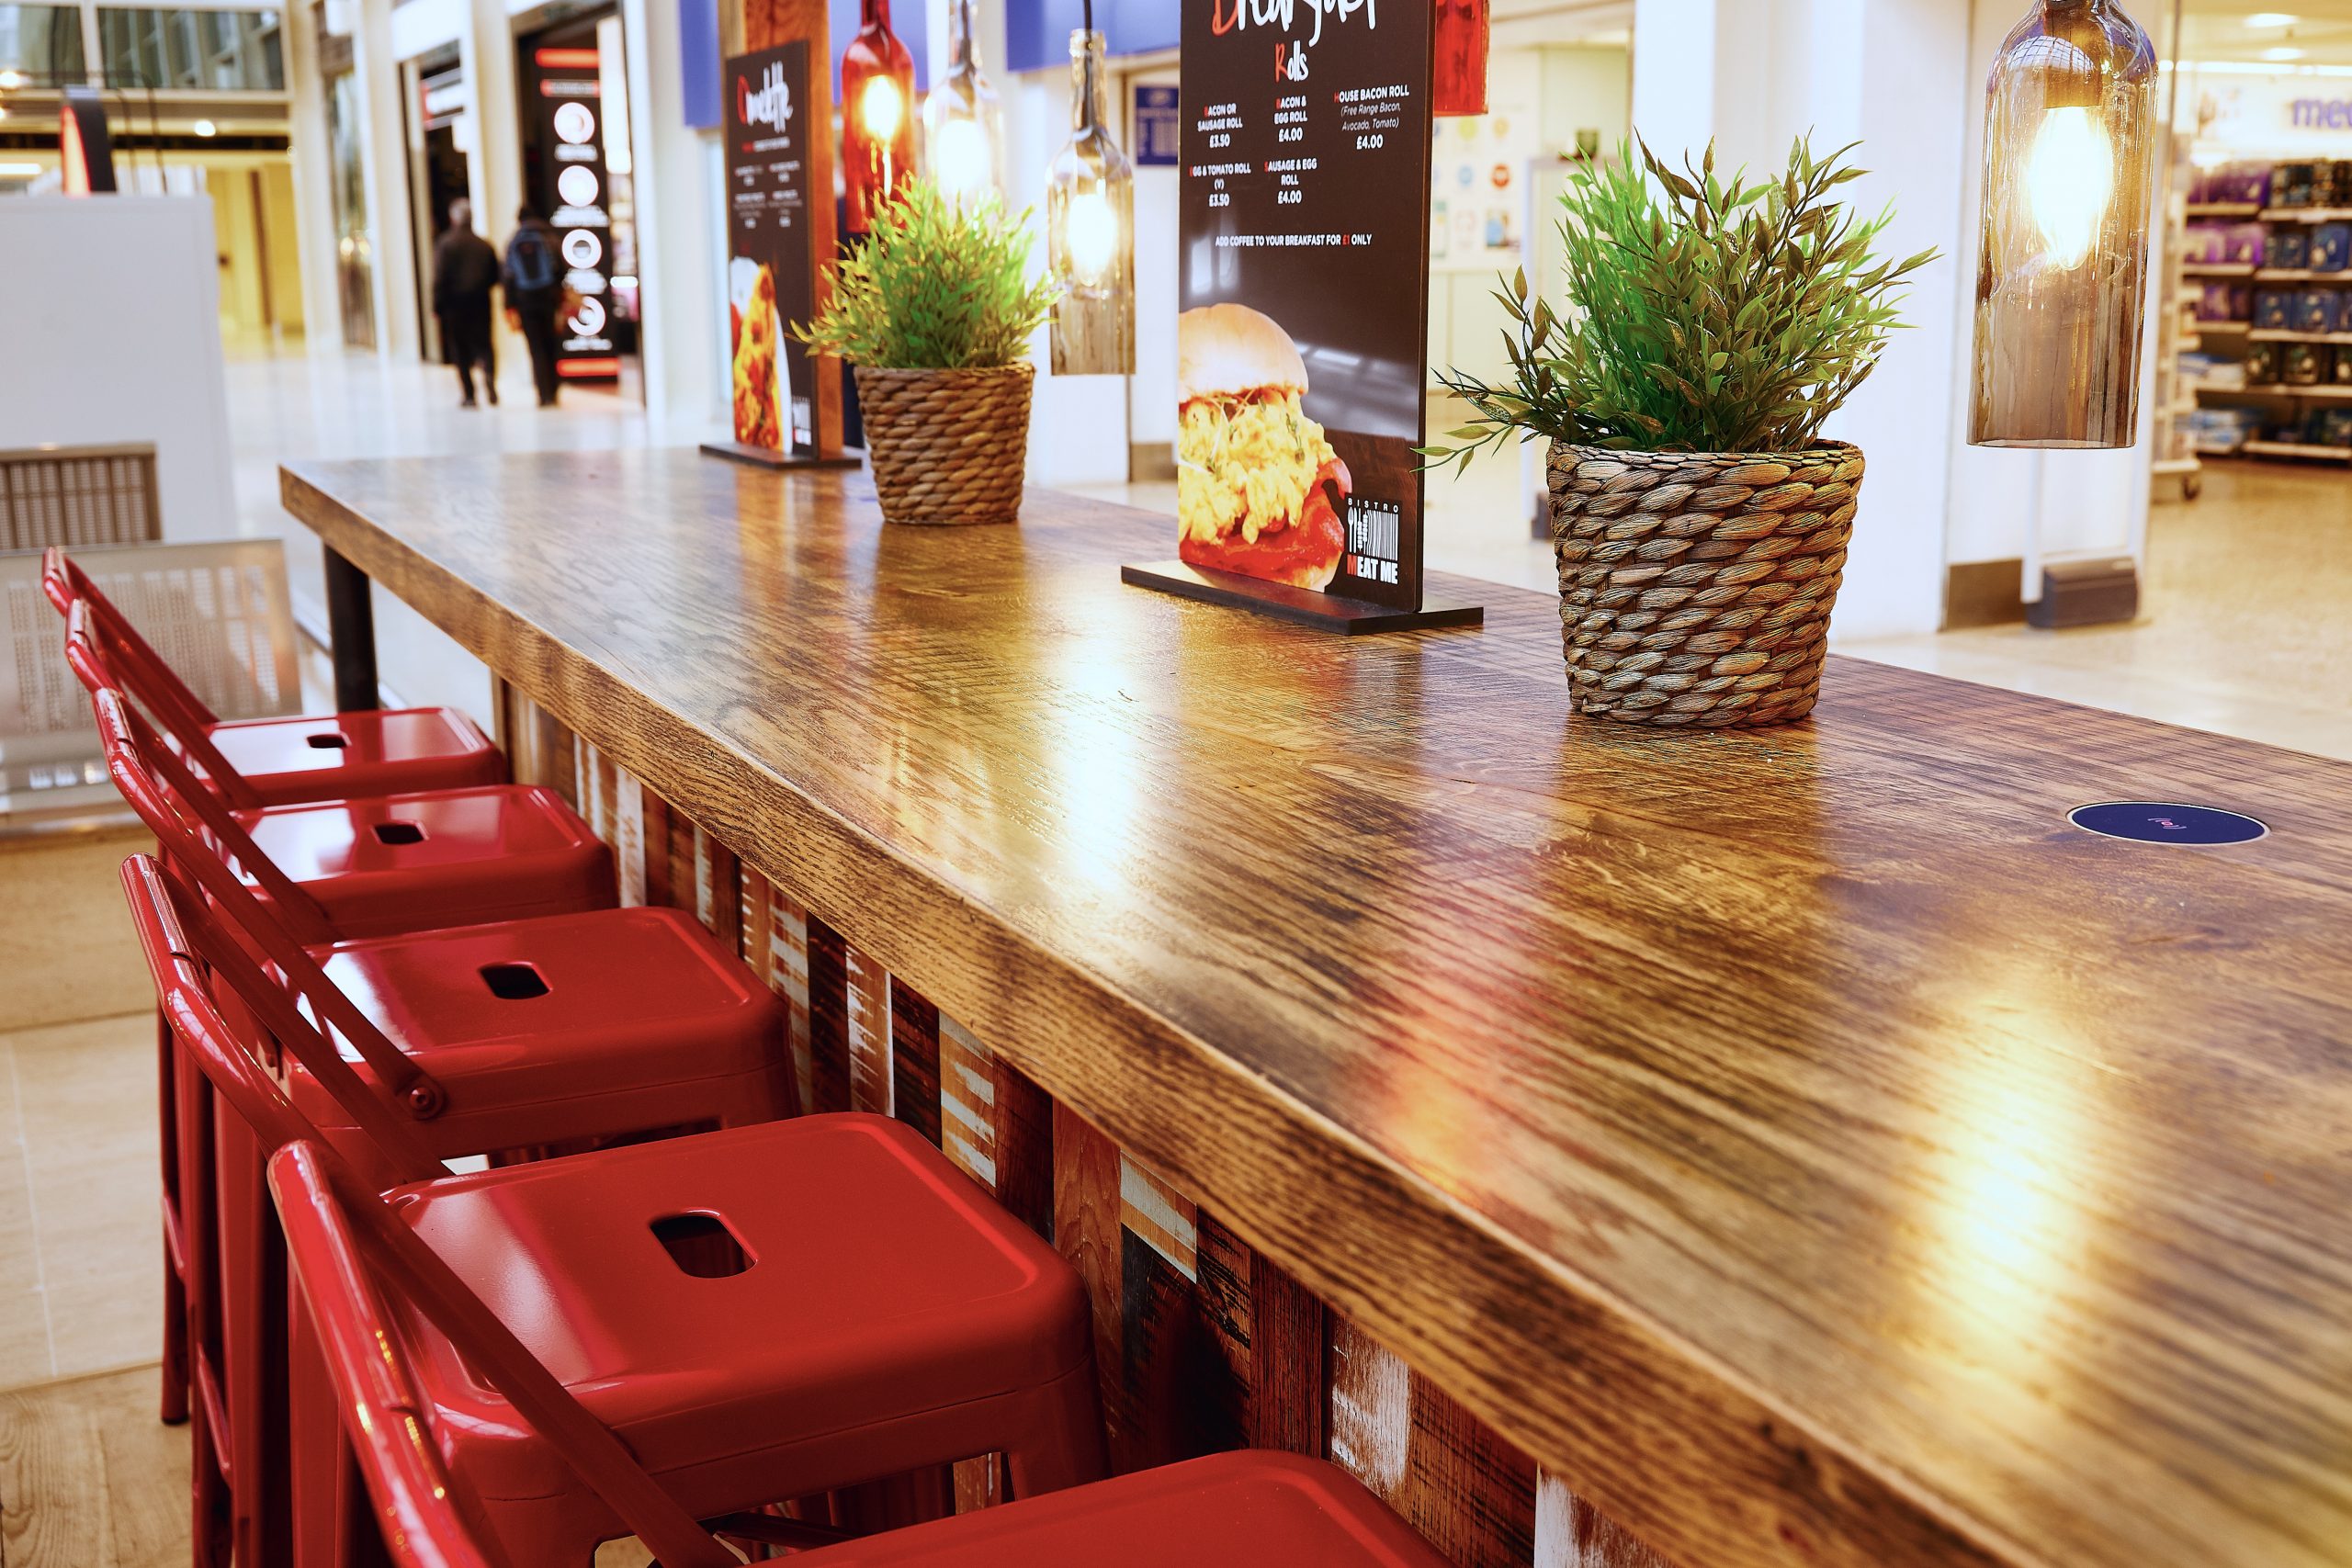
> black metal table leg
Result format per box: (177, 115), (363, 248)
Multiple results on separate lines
(322, 546), (379, 712)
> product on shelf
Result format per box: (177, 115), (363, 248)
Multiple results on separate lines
(2334, 345), (2352, 387)
(2267, 227), (2311, 271)
(2313, 223), (2352, 274)
(2314, 407), (2352, 447)
(2191, 160), (2275, 207)
(2293, 288), (2345, 335)
(2276, 162), (2319, 209)
(2246, 342), (2283, 385)
(2326, 161), (2352, 209)
(2255, 288), (2294, 330)
(2285, 342), (2325, 386)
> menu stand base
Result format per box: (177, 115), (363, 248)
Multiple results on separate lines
(700, 441), (865, 471)
(1123, 560), (1484, 635)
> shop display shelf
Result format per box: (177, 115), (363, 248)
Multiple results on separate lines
(2248, 329), (2352, 344)
(2239, 439), (2352, 462)
(2195, 319), (2253, 334)
(2188, 201), (2263, 218)
(2199, 382), (2352, 400)
(2260, 207), (2352, 223)
(2183, 262), (2256, 277)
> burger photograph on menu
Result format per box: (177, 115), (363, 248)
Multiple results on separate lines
(1177, 304), (1353, 592)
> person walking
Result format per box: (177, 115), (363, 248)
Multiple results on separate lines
(503, 205), (566, 408)
(429, 198), (500, 408)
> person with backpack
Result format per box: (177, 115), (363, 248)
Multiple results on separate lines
(503, 205), (566, 407)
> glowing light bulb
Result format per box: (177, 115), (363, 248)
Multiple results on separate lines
(0, 69), (22, 89)
(1064, 189), (1118, 288)
(933, 117), (991, 205)
(193, 118), (218, 138)
(2024, 107), (2113, 270)
(860, 74), (904, 143)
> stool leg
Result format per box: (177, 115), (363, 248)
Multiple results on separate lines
(159, 1010), (191, 1426)
(1001, 1359), (1110, 1502)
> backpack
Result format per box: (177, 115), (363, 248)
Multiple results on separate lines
(508, 227), (559, 295)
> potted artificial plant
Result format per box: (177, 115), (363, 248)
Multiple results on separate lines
(1426, 140), (1934, 728)
(797, 178), (1058, 526)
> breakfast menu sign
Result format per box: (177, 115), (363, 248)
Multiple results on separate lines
(1125, 0), (1474, 630)
(722, 42), (820, 455)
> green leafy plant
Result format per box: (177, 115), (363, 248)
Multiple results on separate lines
(794, 178), (1058, 370)
(1421, 137), (1937, 468)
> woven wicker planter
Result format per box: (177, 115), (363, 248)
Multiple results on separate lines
(855, 363), (1034, 526)
(1545, 440), (1863, 729)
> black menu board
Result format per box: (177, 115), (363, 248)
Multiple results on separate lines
(1138, 0), (1467, 628)
(721, 42), (820, 455)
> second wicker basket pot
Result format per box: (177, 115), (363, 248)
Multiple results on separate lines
(1545, 440), (1864, 729)
(855, 363), (1035, 527)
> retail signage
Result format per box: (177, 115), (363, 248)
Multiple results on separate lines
(523, 44), (617, 381)
(721, 41), (821, 456)
(1134, 84), (1180, 166)
(1125, 0), (1477, 631)
(2290, 98), (2352, 130)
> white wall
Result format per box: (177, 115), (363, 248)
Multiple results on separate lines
(0, 197), (238, 543)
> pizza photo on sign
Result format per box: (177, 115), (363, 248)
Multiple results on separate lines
(1176, 304), (1352, 592)
(729, 256), (786, 452)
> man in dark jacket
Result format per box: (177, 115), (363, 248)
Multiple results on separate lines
(430, 198), (500, 407)
(503, 206), (566, 407)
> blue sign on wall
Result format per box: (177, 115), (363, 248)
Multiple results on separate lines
(679, 0), (721, 128)
(1008, 0), (1179, 75)
(1133, 84), (1179, 167)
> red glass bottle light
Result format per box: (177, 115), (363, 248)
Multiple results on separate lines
(841, 0), (917, 235)
(1433, 0), (1490, 118)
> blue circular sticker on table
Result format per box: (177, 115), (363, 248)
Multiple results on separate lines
(2068, 802), (2268, 847)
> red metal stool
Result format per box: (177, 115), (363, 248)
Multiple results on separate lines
(107, 763), (786, 1568)
(123, 856), (1109, 1568)
(45, 546), (507, 806)
(269, 1145), (1444, 1568)
(88, 683), (615, 942)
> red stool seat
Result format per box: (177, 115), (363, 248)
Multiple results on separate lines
(385, 1113), (1095, 1517)
(200, 707), (506, 806)
(44, 546), (506, 808)
(793, 1450), (1448, 1567)
(233, 785), (616, 940)
(295, 907), (787, 1158)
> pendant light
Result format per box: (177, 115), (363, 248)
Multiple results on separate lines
(1433, 0), (1491, 118)
(1046, 4), (1134, 375)
(1970, 0), (2158, 448)
(922, 0), (1003, 210)
(841, 0), (917, 236)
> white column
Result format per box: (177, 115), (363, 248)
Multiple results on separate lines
(282, 0), (346, 353)
(464, 0), (526, 389)
(624, 0), (723, 439)
(356, 0), (421, 359)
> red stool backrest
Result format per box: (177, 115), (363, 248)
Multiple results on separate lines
(85, 682), (444, 1114)
(46, 547), (259, 807)
(119, 853), (744, 1568)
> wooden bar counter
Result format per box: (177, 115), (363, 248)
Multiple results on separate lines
(281, 451), (2352, 1568)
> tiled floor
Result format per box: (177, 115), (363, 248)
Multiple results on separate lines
(0, 1011), (164, 1390)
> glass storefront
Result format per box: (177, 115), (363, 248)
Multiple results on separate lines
(98, 6), (283, 91)
(0, 4), (85, 83)
(326, 64), (375, 350)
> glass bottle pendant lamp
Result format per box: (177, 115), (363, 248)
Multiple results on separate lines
(922, 0), (1003, 210)
(1433, 0), (1491, 118)
(841, 0), (917, 236)
(1046, 17), (1135, 375)
(1971, 0), (2159, 448)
